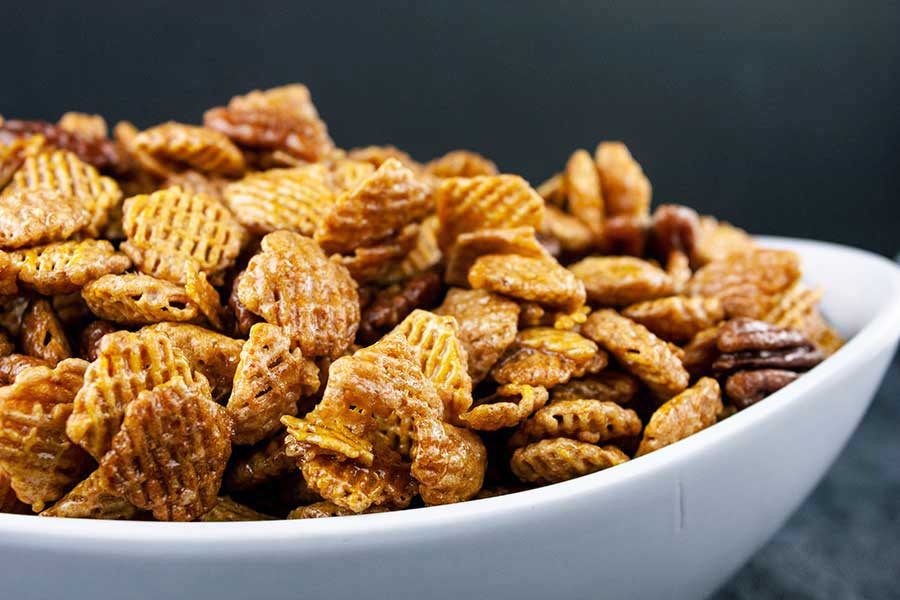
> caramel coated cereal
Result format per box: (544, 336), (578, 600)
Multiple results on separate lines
(509, 399), (641, 447)
(82, 273), (200, 325)
(444, 226), (549, 287)
(40, 469), (139, 520)
(636, 377), (722, 456)
(622, 295), (725, 343)
(0, 189), (91, 250)
(133, 122), (246, 176)
(594, 142), (651, 218)
(564, 149), (604, 242)
(469, 254), (586, 312)
(459, 383), (549, 431)
(426, 150), (498, 179)
(511, 438), (629, 484)
(491, 327), (605, 388)
(550, 371), (640, 405)
(569, 256), (673, 306)
(10, 239), (131, 295)
(20, 298), (72, 365)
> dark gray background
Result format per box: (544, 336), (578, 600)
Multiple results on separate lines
(2, 3), (898, 598)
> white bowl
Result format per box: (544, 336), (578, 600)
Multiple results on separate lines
(2, 237), (899, 600)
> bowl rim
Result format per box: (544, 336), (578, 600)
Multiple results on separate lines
(2, 236), (899, 548)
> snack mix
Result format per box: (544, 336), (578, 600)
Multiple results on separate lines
(0, 84), (844, 521)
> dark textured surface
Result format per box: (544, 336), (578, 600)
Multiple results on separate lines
(715, 352), (900, 600)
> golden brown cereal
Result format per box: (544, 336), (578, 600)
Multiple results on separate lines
(287, 500), (389, 519)
(459, 383), (549, 431)
(0, 189), (91, 250)
(223, 165), (334, 236)
(651, 204), (701, 260)
(0, 359), (91, 511)
(163, 170), (226, 201)
(392, 309), (473, 423)
(550, 371), (640, 405)
(594, 142), (651, 218)
(315, 158), (431, 255)
(469, 254), (586, 312)
(5, 149), (122, 236)
(40, 469), (139, 520)
(204, 84), (334, 161)
(82, 273), (200, 325)
(565, 149), (604, 241)
(140, 322), (243, 404)
(20, 298), (72, 365)
(435, 288), (520, 383)
(0, 468), (31, 514)
(536, 173), (566, 206)
(58, 112), (108, 140)
(284, 415), (375, 464)
(444, 226), (549, 287)
(9, 240), (131, 295)
(692, 216), (756, 266)
(114, 120), (172, 178)
(371, 412), (416, 458)
(229, 323), (319, 445)
(541, 205), (595, 255)
(66, 329), (203, 460)
(511, 438), (629, 484)
(358, 271), (443, 345)
(0, 251), (17, 297)
(636, 377), (722, 456)
(582, 309), (689, 399)
(347, 145), (420, 171)
(492, 328), (605, 388)
(509, 399), (642, 447)
(763, 282), (823, 330)
(133, 122), (245, 176)
(666, 250), (693, 293)
(328, 159), (377, 193)
(622, 295), (725, 343)
(569, 256), (674, 306)
(598, 214), (651, 256)
(389, 215), (443, 280)
(227, 269), (262, 338)
(184, 261), (225, 330)
(435, 175), (545, 252)
(0, 328), (13, 357)
(198, 496), (274, 521)
(297, 451), (417, 513)
(0, 134), (44, 190)
(79, 320), (117, 362)
(426, 150), (498, 178)
(418, 422), (487, 505)
(801, 309), (845, 357)
(224, 435), (294, 491)
(237, 231), (360, 358)
(682, 325), (722, 377)
(688, 249), (801, 319)
(336, 223), (419, 284)
(0, 354), (48, 386)
(99, 376), (233, 521)
(1, 119), (125, 174)
(121, 186), (244, 285)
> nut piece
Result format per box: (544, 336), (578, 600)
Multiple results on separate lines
(550, 371), (640, 405)
(1, 119), (124, 173)
(99, 376), (233, 521)
(133, 122), (246, 176)
(358, 271), (443, 345)
(0, 354), (49, 386)
(315, 158), (432, 255)
(228, 323), (319, 445)
(66, 329), (203, 460)
(0, 134), (44, 191)
(436, 174), (545, 252)
(681, 325), (722, 377)
(622, 295), (724, 343)
(237, 231), (360, 359)
(598, 214), (651, 256)
(444, 226), (549, 287)
(426, 150), (498, 178)
(0, 359), (92, 511)
(435, 288), (520, 383)
(20, 299), (72, 365)
(121, 186), (244, 285)
(0, 189), (91, 250)
(509, 399), (642, 447)
(725, 369), (799, 410)
(511, 438), (629, 484)
(651, 204), (700, 260)
(717, 317), (810, 353)
(569, 256), (673, 306)
(469, 254), (586, 313)
(40, 469), (139, 520)
(0, 327), (13, 357)
(79, 320), (118, 362)
(491, 328), (606, 388)
(82, 273), (200, 325)
(582, 309), (689, 400)
(564, 149), (604, 241)
(594, 142), (651, 218)
(460, 383), (549, 431)
(198, 496), (274, 521)
(10, 240), (131, 296)
(223, 165), (335, 236)
(636, 377), (723, 457)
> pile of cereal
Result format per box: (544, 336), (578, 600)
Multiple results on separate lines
(0, 85), (844, 521)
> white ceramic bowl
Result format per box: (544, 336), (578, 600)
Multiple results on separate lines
(2, 237), (899, 600)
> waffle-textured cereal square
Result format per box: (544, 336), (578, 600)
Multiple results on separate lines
(0, 189), (91, 250)
(9, 240), (131, 295)
(133, 122), (246, 176)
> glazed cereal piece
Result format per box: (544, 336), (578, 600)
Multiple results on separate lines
(391, 310), (473, 423)
(162, 170), (226, 202)
(121, 186), (244, 285)
(688, 248), (801, 319)
(509, 399), (642, 447)
(469, 254), (586, 313)
(459, 383), (549, 431)
(184, 261), (225, 330)
(444, 226), (550, 287)
(99, 376), (233, 521)
(0, 359), (91, 511)
(0, 134), (44, 190)
(681, 325), (722, 377)
(228, 269), (262, 337)
(140, 323), (244, 404)
(511, 438), (629, 485)
(358, 271), (443, 345)
(666, 250), (693, 294)
(336, 223), (420, 284)
(0, 251), (17, 297)
(0, 189), (91, 250)
(491, 328), (606, 388)
(425, 150), (498, 178)
(237, 231), (360, 359)
(228, 323), (319, 445)
(594, 142), (651, 218)
(540, 205), (595, 255)
(5, 149), (122, 236)
(371, 412), (416, 458)
(550, 371), (640, 405)
(203, 84), (334, 161)
(691, 216), (756, 266)
(79, 320), (117, 362)
(636, 377), (722, 456)
(569, 256), (674, 307)
(435, 288), (520, 383)
(283, 415), (375, 465)
(9, 240), (131, 295)
(0, 354), (48, 386)
(198, 497), (274, 522)
(597, 214), (651, 257)
(66, 329), (203, 460)
(763, 283), (823, 330)
(40, 469), (139, 520)
(133, 122), (245, 176)
(419, 423), (487, 505)
(0, 469), (31, 514)
(622, 295), (725, 343)
(1, 119), (125, 175)
(347, 145), (421, 171)
(58, 112), (107, 140)
(315, 158), (432, 255)
(114, 120), (173, 178)
(536, 172), (565, 206)
(82, 273), (200, 326)
(287, 500), (389, 519)
(435, 174), (545, 252)
(297, 451), (417, 513)
(20, 299), (72, 365)
(651, 204), (701, 261)
(582, 309), (689, 400)
(224, 434), (294, 492)
(801, 309), (845, 357)
(565, 149), (604, 242)
(328, 159), (376, 193)
(223, 165), (334, 236)
(389, 215), (443, 280)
